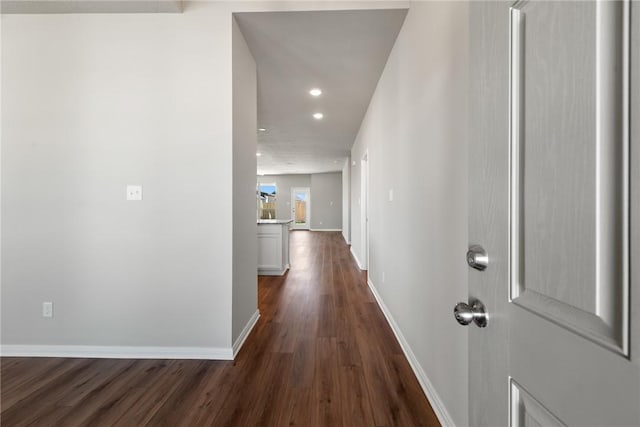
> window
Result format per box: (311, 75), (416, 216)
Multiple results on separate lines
(257, 183), (277, 219)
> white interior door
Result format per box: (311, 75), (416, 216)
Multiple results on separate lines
(467, 1), (639, 426)
(291, 187), (310, 230)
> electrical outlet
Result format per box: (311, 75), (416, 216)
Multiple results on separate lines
(42, 302), (53, 318)
(126, 185), (143, 201)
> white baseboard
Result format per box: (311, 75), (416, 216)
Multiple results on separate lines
(309, 228), (342, 232)
(350, 246), (365, 270)
(258, 267), (288, 276)
(0, 344), (234, 360)
(233, 309), (260, 358)
(367, 277), (456, 427)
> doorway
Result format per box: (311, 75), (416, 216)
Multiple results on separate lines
(360, 152), (369, 270)
(291, 187), (311, 230)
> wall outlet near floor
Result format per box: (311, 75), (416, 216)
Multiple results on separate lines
(42, 302), (53, 318)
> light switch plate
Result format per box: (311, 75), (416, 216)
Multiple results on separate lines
(127, 185), (143, 201)
(42, 302), (53, 318)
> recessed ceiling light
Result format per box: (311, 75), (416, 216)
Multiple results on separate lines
(313, 113), (324, 120)
(256, 152), (262, 157)
(258, 128), (266, 132)
(309, 88), (322, 97)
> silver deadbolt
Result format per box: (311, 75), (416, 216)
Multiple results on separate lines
(467, 245), (488, 271)
(454, 300), (488, 328)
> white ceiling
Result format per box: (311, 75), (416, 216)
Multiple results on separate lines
(234, 9), (407, 176)
(1, 0), (182, 13)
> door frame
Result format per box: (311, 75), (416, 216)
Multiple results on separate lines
(291, 187), (311, 230)
(360, 151), (369, 270)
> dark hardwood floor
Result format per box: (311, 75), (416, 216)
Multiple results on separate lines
(1, 231), (440, 426)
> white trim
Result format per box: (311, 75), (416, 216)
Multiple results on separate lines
(233, 309), (260, 358)
(258, 266), (289, 276)
(367, 277), (456, 427)
(291, 187), (311, 230)
(342, 231), (350, 245)
(309, 228), (342, 232)
(0, 344), (234, 360)
(350, 246), (365, 270)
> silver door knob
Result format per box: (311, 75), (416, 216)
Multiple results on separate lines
(467, 245), (488, 270)
(454, 300), (488, 327)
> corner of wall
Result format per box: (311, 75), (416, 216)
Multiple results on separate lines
(232, 309), (260, 358)
(232, 16), (259, 344)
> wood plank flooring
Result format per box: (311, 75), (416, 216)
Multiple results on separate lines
(1, 231), (440, 426)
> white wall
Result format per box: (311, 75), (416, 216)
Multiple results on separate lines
(258, 173), (342, 231)
(1, 10), (235, 355)
(232, 17), (258, 348)
(349, 2), (469, 426)
(0, 14), (3, 317)
(310, 172), (342, 230)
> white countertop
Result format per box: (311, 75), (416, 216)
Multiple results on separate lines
(257, 219), (294, 225)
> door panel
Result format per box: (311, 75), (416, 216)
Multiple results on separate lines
(510, 380), (565, 427)
(510, 0), (629, 353)
(469, 1), (639, 426)
(518, 1), (597, 315)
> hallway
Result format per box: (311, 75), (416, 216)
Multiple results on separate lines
(249, 231), (439, 426)
(1, 231), (439, 426)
